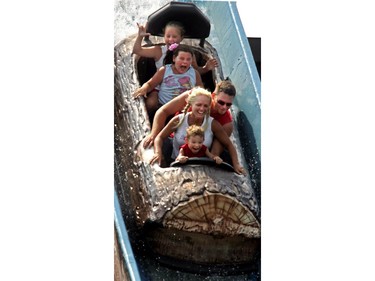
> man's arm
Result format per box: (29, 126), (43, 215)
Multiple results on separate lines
(211, 120), (245, 175)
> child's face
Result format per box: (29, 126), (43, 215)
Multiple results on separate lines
(187, 135), (204, 154)
(164, 26), (183, 45)
(173, 51), (192, 74)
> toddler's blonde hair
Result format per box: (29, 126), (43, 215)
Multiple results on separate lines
(186, 125), (205, 139)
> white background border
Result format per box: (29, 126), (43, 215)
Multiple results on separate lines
(1, 0), (375, 280)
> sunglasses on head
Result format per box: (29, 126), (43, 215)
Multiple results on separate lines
(217, 99), (232, 107)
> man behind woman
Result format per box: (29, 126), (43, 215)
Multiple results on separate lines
(143, 80), (236, 158)
(149, 87), (245, 175)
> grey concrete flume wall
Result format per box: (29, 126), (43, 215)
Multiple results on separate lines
(191, 0), (261, 157)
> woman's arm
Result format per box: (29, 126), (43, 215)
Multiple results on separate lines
(211, 120), (245, 174)
(149, 116), (180, 165)
(143, 90), (190, 148)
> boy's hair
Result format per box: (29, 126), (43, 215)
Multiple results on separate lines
(186, 125), (205, 139)
(214, 80), (236, 97)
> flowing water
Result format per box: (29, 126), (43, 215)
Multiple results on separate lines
(114, 0), (170, 45)
(114, 0), (260, 280)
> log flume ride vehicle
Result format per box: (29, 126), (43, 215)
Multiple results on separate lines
(114, 1), (261, 271)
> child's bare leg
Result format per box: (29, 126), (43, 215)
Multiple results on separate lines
(210, 139), (224, 156)
(145, 91), (159, 123)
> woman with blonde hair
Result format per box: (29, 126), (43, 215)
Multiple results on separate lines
(149, 87), (245, 175)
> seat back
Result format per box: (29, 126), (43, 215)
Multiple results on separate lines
(146, 1), (210, 47)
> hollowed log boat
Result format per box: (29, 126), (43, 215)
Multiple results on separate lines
(114, 1), (260, 269)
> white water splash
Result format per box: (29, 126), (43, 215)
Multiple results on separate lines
(114, 0), (170, 45)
